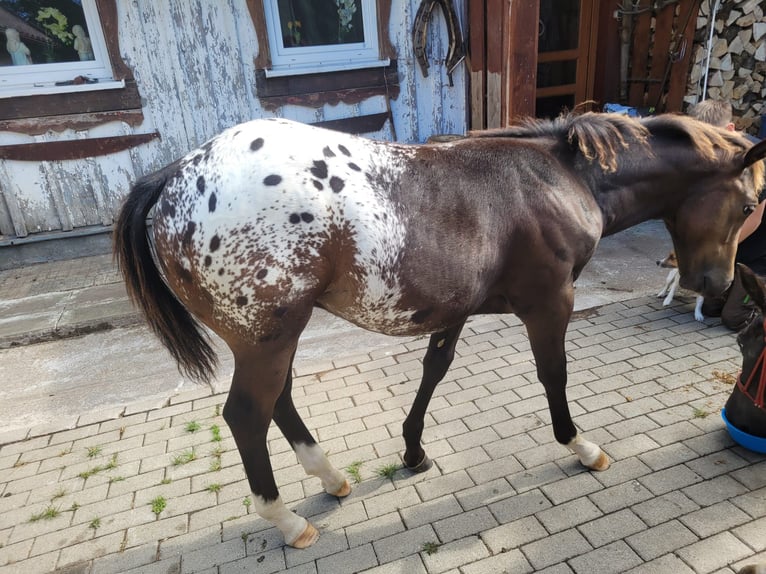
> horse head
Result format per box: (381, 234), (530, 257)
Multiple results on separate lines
(727, 263), (766, 438)
(666, 138), (766, 298)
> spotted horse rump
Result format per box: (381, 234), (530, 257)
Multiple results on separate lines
(115, 114), (766, 547)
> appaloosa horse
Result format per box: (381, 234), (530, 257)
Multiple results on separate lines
(728, 264), (766, 438)
(115, 112), (766, 547)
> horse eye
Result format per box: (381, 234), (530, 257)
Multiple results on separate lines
(744, 204), (756, 215)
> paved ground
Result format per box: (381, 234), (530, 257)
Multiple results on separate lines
(1, 221), (765, 573)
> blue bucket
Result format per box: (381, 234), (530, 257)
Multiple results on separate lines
(721, 408), (766, 454)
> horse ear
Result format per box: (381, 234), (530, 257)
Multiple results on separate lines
(737, 263), (766, 313)
(743, 139), (766, 169)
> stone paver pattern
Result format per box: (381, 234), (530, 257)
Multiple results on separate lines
(2, 296), (766, 574)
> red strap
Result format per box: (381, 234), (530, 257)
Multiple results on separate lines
(737, 318), (766, 409)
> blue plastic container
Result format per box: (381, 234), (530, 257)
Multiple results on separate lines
(721, 408), (766, 454)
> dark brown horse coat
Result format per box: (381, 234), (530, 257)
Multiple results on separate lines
(115, 112), (766, 547)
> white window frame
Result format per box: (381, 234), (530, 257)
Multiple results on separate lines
(0, 0), (123, 99)
(262, 0), (389, 77)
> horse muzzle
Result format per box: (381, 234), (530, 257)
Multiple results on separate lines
(680, 272), (732, 298)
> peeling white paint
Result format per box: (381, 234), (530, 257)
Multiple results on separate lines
(0, 0), (467, 239)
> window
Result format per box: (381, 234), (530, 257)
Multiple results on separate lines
(247, 0), (397, 110)
(0, 0), (142, 135)
(0, 0), (122, 98)
(259, 0), (388, 77)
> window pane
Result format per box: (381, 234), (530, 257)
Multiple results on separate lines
(1, 0), (94, 67)
(537, 60), (577, 88)
(277, 0), (364, 47)
(538, 0), (580, 53)
(536, 94), (575, 119)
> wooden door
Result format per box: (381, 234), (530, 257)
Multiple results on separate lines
(468, 0), (599, 128)
(535, 0), (598, 118)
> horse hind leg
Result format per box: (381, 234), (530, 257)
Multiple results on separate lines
(273, 351), (350, 498)
(223, 344), (331, 549)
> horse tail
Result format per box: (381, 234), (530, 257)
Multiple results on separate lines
(114, 164), (218, 384)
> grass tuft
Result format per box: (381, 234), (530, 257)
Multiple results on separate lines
(185, 421), (201, 433)
(86, 446), (102, 458)
(376, 463), (400, 479)
(150, 496), (167, 516)
(346, 461), (364, 484)
(30, 506), (60, 522)
(171, 448), (197, 466)
(422, 541), (440, 555)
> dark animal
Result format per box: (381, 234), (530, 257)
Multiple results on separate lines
(114, 113), (766, 548)
(728, 263), (766, 437)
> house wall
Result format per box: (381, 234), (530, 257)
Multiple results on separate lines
(0, 0), (468, 246)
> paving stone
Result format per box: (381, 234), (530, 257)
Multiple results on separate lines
(56, 531), (125, 569)
(0, 550), (58, 574)
(625, 520), (698, 561)
(400, 494), (463, 529)
(488, 488), (552, 524)
(358, 554), (426, 574)
(578, 508), (647, 548)
(362, 485), (421, 519)
(680, 500), (752, 538)
(284, 529), (349, 568)
(683, 475), (750, 507)
(638, 464), (704, 496)
(455, 478), (514, 511)
(732, 516), (766, 552)
(631, 491), (700, 527)
(480, 515), (547, 554)
(568, 540), (643, 574)
(432, 507), (498, 543)
(623, 553), (695, 574)
(91, 542), (158, 574)
(420, 536), (490, 574)
(676, 531), (753, 573)
(219, 548), (286, 574)
(541, 472), (603, 505)
(346, 511), (404, 548)
(537, 496), (603, 533)
(371, 524), (436, 565)
(461, 549), (533, 574)
(589, 479), (654, 513)
(180, 537), (245, 574)
(521, 528), (593, 570)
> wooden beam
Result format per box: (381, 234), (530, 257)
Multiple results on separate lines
(0, 133), (160, 162)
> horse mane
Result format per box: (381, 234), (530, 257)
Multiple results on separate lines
(469, 112), (764, 185)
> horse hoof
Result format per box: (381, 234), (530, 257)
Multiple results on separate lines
(405, 453), (433, 473)
(330, 479), (351, 498)
(289, 522), (319, 549)
(587, 451), (610, 471)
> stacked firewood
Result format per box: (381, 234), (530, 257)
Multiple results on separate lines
(685, 0), (766, 134)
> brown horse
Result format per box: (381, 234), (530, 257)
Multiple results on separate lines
(727, 263), (766, 439)
(114, 112), (766, 548)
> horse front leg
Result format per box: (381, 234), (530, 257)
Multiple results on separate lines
(402, 320), (466, 472)
(223, 348), (319, 548)
(521, 293), (610, 471)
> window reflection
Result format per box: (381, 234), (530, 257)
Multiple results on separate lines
(0, 1), (93, 67)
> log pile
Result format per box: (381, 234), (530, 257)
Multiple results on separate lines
(686, 0), (766, 134)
